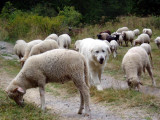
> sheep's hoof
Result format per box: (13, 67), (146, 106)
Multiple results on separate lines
(78, 107), (84, 114)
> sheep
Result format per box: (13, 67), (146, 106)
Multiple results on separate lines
(20, 39), (42, 66)
(133, 34), (150, 46)
(122, 46), (156, 90)
(14, 40), (27, 59)
(28, 39), (59, 57)
(140, 43), (153, 67)
(106, 34), (120, 42)
(122, 31), (135, 46)
(6, 49), (90, 116)
(57, 34), (71, 49)
(154, 37), (160, 49)
(74, 40), (82, 51)
(143, 28), (152, 38)
(45, 33), (58, 41)
(97, 32), (109, 40)
(99, 30), (111, 35)
(110, 40), (119, 58)
(133, 29), (140, 36)
(79, 38), (111, 91)
(116, 27), (129, 33)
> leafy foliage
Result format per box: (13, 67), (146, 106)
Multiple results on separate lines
(58, 6), (82, 26)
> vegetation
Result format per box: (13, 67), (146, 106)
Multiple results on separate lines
(0, 88), (59, 120)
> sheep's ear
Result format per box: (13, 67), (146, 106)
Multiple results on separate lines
(17, 87), (25, 94)
(13, 87), (25, 94)
(107, 47), (111, 54)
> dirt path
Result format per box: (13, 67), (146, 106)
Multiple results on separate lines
(0, 41), (159, 120)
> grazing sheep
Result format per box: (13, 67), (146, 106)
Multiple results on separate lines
(20, 40), (42, 66)
(140, 43), (153, 67)
(133, 29), (140, 36)
(45, 33), (58, 41)
(99, 30), (111, 35)
(28, 39), (59, 57)
(133, 34), (150, 46)
(154, 37), (160, 49)
(122, 46), (156, 90)
(57, 34), (71, 49)
(143, 28), (152, 38)
(106, 34), (120, 42)
(110, 40), (119, 58)
(122, 31), (135, 46)
(6, 49), (90, 116)
(97, 33), (109, 40)
(116, 27), (129, 33)
(14, 40), (27, 59)
(79, 38), (111, 91)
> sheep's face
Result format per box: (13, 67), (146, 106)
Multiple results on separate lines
(127, 77), (142, 90)
(6, 86), (25, 106)
(91, 46), (110, 64)
(122, 32), (126, 40)
(97, 34), (102, 39)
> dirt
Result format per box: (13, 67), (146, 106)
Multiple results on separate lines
(0, 41), (160, 120)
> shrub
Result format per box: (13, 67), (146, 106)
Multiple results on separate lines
(151, 16), (160, 29)
(58, 6), (82, 27)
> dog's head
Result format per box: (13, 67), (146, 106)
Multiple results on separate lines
(91, 45), (111, 64)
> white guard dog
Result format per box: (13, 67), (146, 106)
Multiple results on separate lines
(79, 38), (111, 91)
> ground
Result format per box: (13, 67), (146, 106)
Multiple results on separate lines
(0, 41), (160, 120)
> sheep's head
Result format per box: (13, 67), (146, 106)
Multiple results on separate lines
(6, 86), (25, 106)
(127, 77), (143, 90)
(20, 57), (26, 67)
(97, 34), (102, 39)
(122, 32), (126, 40)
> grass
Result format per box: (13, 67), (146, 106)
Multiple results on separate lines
(0, 88), (59, 120)
(0, 55), (20, 75)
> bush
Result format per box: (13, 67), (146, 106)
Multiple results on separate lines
(0, 4), (83, 42)
(0, 2), (17, 19)
(58, 6), (82, 27)
(151, 16), (160, 29)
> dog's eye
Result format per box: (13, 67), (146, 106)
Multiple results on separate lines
(102, 50), (105, 52)
(96, 51), (99, 53)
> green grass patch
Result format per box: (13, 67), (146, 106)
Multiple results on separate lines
(0, 56), (20, 75)
(0, 88), (59, 120)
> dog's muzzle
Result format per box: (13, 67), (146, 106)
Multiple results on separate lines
(99, 58), (104, 64)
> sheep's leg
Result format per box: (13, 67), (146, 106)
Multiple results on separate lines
(78, 91), (84, 114)
(80, 86), (90, 116)
(39, 86), (45, 111)
(130, 40), (133, 46)
(146, 65), (156, 87)
(73, 78), (90, 116)
(125, 41), (127, 47)
(149, 53), (153, 68)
